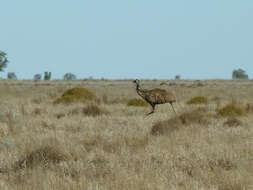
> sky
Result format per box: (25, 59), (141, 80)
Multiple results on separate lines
(1, 0), (253, 79)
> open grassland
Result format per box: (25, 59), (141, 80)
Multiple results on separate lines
(1, 79), (253, 189)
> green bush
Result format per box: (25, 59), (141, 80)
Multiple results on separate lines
(218, 104), (245, 117)
(186, 96), (208, 105)
(127, 98), (148, 107)
(54, 87), (96, 104)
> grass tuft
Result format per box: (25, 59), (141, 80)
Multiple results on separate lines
(127, 98), (148, 107)
(186, 96), (208, 105)
(218, 104), (245, 117)
(54, 87), (96, 104)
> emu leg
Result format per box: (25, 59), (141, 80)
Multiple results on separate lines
(170, 102), (177, 115)
(147, 105), (155, 116)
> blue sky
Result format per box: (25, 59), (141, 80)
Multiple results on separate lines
(1, 0), (253, 79)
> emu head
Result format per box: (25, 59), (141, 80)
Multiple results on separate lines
(133, 79), (140, 85)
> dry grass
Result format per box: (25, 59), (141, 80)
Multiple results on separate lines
(13, 145), (69, 171)
(82, 104), (108, 116)
(0, 79), (253, 189)
(223, 117), (243, 127)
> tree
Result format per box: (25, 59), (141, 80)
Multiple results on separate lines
(34, 74), (42, 81)
(7, 72), (17, 80)
(175, 75), (181, 80)
(44, 72), (52, 80)
(63, 72), (76, 80)
(0, 51), (8, 72)
(232, 69), (249, 79)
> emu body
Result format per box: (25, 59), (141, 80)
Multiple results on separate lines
(133, 79), (176, 115)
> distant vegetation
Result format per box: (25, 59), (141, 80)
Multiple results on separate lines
(0, 51), (8, 72)
(232, 68), (248, 79)
(63, 73), (76, 80)
(175, 75), (181, 80)
(7, 72), (17, 80)
(34, 74), (42, 81)
(44, 72), (52, 80)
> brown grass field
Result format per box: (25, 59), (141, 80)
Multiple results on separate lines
(0, 79), (253, 189)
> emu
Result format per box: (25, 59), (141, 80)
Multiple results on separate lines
(133, 79), (176, 115)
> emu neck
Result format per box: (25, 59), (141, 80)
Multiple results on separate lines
(136, 83), (146, 98)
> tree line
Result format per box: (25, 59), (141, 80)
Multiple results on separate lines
(0, 51), (251, 80)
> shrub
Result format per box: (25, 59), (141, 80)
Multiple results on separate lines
(218, 104), (245, 117)
(54, 87), (96, 104)
(82, 104), (108, 117)
(127, 98), (148, 107)
(186, 96), (208, 105)
(151, 108), (210, 136)
(179, 108), (210, 125)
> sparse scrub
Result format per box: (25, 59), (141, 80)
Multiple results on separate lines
(54, 87), (96, 104)
(218, 104), (245, 117)
(186, 96), (208, 104)
(127, 98), (148, 107)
